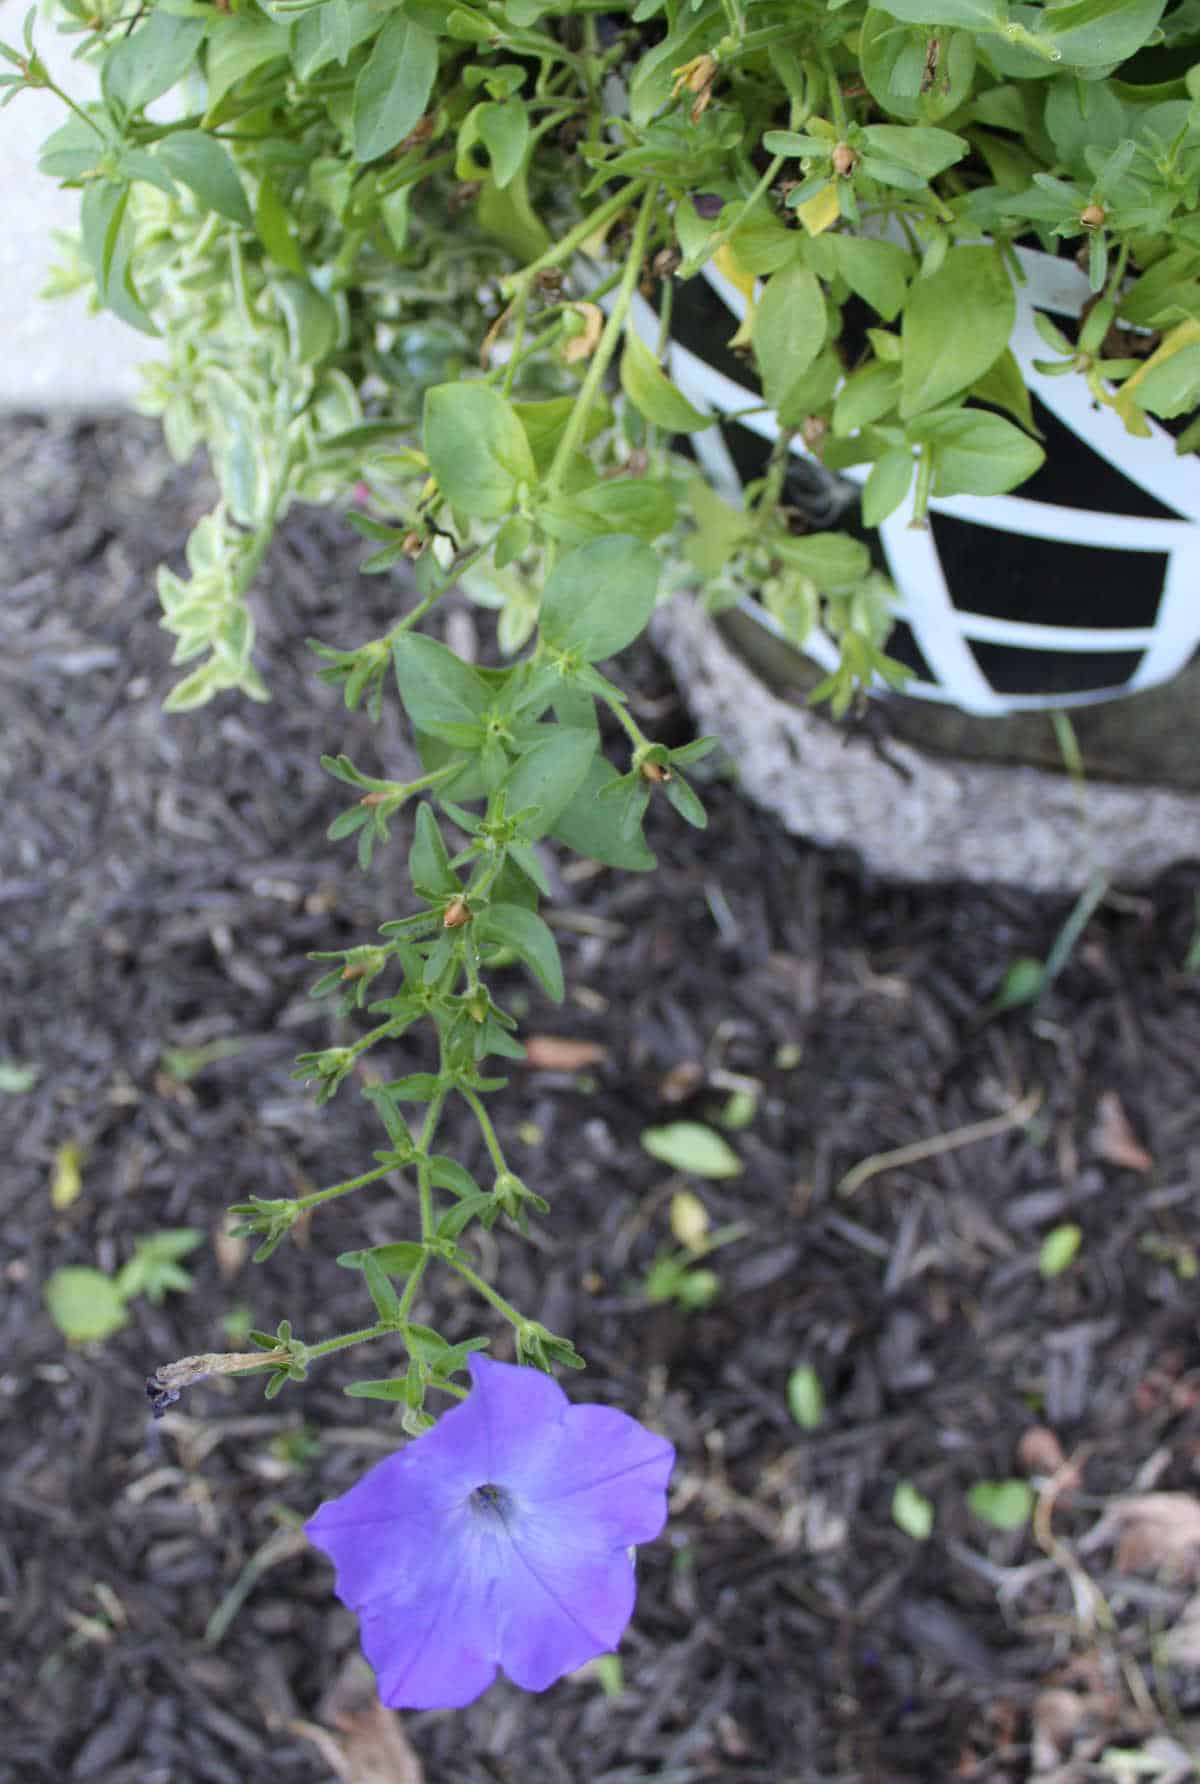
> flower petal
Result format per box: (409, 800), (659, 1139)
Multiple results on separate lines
(360, 1521), (504, 1710)
(528, 1404), (676, 1548)
(496, 1524), (637, 1692)
(463, 1353), (571, 1489)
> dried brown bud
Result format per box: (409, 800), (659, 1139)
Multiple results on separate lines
(653, 246), (682, 279)
(536, 267), (565, 295)
(640, 759), (672, 783)
(801, 415), (828, 451)
(831, 143), (857, 179)
(443, 898), (472, 929)
(341, 963), (368, 980)
(1080, 202), (1105, 230)
(358, 791), (390, 807)
(402, 531), (424, 558)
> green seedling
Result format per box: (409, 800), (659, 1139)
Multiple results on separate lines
(45, 1228), (205, 1343)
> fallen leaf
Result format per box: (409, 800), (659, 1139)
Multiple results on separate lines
(51, 1140), (85, 1211)
(1091, 1091), (1152, 1174)
(302, 1656), (425, 1784)
(522, 1034), (607, 1071)
(1112, 1493), (1200, 1577)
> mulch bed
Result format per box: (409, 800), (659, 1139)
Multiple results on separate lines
(3, 415), (1200, 1784)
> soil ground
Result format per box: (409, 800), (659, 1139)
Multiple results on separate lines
(3, 416), (1200, 1784)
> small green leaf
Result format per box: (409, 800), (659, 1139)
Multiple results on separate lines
(967, 1479), (1034, 1531)
(892, 1479), (934, 1541)
(908, 409), (1045, 497)
(621, 329), (712, 432)
(476, 99), (529, 189)
(773, 532), (871, 590)
(501, 729), (596, 838)
(787, 1365), (825, 1431)
(0, 1060), (38, 1094)
(476, 903), (564, 1001)
(862, 446), (914, 526)
(353, 14), (438, 162)
(1039, 1222), (1082, 1278)
(343, 1376), (410, 1400)
(754, 262), (827, 416)
(392, 633), (490, 740)
(103, 11), (204, 114)
(640, 1122), (742, 1179)
(901, 246), (1015, 419)
(157, 131), (252, 225)
(44, 1267), (129, 1343)
(539, 535), (659, 663)
(550, 758), (657, 871)
(424, 383), (536, 519)
(409, 803), (460, 898)
(338, 1242), (426, 1275)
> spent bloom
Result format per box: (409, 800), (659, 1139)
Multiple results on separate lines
(305, 1353), (675, 1709)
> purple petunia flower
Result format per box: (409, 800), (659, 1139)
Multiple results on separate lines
(305, 1353), (675, 1710)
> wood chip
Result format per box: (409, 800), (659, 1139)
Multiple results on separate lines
(1091, 1090), (1153, 1173)
(522, 1034), (607, 1071)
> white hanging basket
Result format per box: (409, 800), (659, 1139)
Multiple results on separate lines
(636, 246), (1200, 719)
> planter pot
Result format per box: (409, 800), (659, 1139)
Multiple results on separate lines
(640, 245), (1200, 721)
(633, 247), (1200, 888)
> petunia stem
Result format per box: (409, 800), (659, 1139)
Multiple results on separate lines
(447, 1255), (527, 1331)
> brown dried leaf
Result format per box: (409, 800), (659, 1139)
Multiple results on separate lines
(1091, 1090), (1152, 1173)
(1112, 1492), (1200, 1577)
(523, 1034), (607, 1071)
(304, 1659), (425, 1784)
(562, 302), (603, 364)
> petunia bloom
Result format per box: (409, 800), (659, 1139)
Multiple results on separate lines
(305, 1353), (675, 1710)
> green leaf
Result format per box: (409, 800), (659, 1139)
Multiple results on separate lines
(353, 14), (438, 162)
(44, 1267), (129, 1343)
(550, 757), (657, 870)
(158, 132), (252, 225)
(513, 397), (607, 473)
(640, 1122), (743, 1179)
(908, 408), (1045, 496)
(409, 803), (460, 897)
(1032, 0), (1166, 68)
(900, 246), (1015, 418)
(754, 262), (827, 415)
(970, 347), (1038, 434)
(833, 361), (902, 434)
(829, 236), (913, 323)
(476, 99), (529, 189)
(272, 276), (338, 365)
(967, 1479), (1033, 1531)
(204, 14), (290, 112)
(892, 1479), (934, 1541)
(773, 532), (871, 589)
(362, 1252), (403, 1321)
(539, 535), (659, 662)
(343, 1376), (409, 1400)
(424, 383), (536, 519)
(540, 479), (676, 546)
(860, 124), (968, 180)
(0, 1060), (38, 1093)
(869, 0), (1005, 24)
(862, 446), (914, 526)
(501, 729), (597, 837)
(1132, 343), (1200, 419)
(393, 633), (490, 747)
(256, 173), (304, 273)
(103, 11), (204, 114)
(1038, 1222), (1082, 1278)
(787, 1365), (825, 1431)
(475, 903), (564, 1001)
(621, 329), (712, 432)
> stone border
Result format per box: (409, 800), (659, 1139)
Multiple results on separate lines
(653, 597), (1200, 894)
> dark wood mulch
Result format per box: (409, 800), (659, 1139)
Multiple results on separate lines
(3, 416), (1200, 1784)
